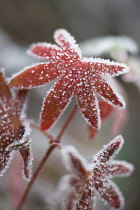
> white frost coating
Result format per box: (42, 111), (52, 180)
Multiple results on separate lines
(96, 179), (124, 210)
(6, 121), (31, 152)
(0, 151), (15, 177)
(10, 62), (58, 89)
(6, 121), (33, 181)
(93, 77), (126, 109)
(61, 145), (92, 173)
(27, 42), (62, 61)
(21, 120), (33, 181)
(82, 57), (130, 76)
(91, 135), (124, 164)
(58, 137), (134, 210)
(40, 75), (75, 130)
(76, 92), (101, 130)
(54, 29), (82, 58)
(54, 174), (76, 210)
(80, 36), (138, 57)
(107, 160), (135, 178)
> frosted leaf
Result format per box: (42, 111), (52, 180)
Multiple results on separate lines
(92, 135), (124, 164)
(59, 175), (84, 210)
(91, 75), (125, 109)
(28, 42), (63, 61)
(9, 62), (62, 89)
(0, 70), (32, 180)
(61, 145), (91, 177)
(59, 137), (134, 210)
(0, 150), (15, 177)
(76, 180), (96, 210)
(95, 178), (124, 209)
(76, 80), (101, 130)
(10, 29), (129, 131)
(54, 29), (82, 60)
(14, 89), (29, 117)
(80, 36), (138, 58)
(83, 57), (130, 77)
(41, 74), (76, 130)
(104, 160), (134, 178)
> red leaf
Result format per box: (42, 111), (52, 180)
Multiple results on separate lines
(54, 29), (81, 60)
(76, 79), (101, 129)
(28, 43), (62, 61)
(95, 179), (124, 209)
(9, 63), (61, 88)
(10, 29), (129, 130)
(84, 58), (129, 77)
(41, 74), (76, 130)
(92, 75), (125, 108)
(105, 160), (134, 177)
(93, 135), (124, 163)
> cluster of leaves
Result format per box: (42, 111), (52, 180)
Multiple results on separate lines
(0, 29), (134, 210)
(0, 69), (32, 180)
(9, 29), (129, 131)
(58, 135), (134, 210)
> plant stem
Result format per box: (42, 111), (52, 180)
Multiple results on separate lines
(17, 105), (78, 209)
(57, 104), (77, 142)
(16, 144), (56, 210)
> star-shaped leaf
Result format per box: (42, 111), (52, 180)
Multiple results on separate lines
(0, 69), (33, 180)
(59, 135), (134, 210)
(9, 29), (129, 130)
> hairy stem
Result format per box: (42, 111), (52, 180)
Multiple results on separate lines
(17, 105), (78, 209)
(17, 144), (56, 210)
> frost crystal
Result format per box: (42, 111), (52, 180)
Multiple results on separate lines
(59, 135), (134, 210)
(9, 29), (129, 130)
(0, 69), (33, 180)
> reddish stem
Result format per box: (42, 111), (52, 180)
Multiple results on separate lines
(17, 144), (56, 210)
(57, 104), (78, 142)
(17, 105), (78, 209)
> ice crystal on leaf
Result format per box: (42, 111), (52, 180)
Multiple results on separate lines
(60, 135), (134, 210)
(9, 29), (129, 130)
(0, 69), (32, 180)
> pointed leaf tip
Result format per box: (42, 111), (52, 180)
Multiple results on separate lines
(94, 135), (124, 163)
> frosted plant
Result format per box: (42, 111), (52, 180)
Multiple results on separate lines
(80, 36), (138, 62)
(59, 135), (134, 210)
(0, 69), (33, 180)
(9, 29), (129, 131)
(0, 29), (135, 210)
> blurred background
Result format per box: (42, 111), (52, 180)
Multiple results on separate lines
(0, 0), (140, 209)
